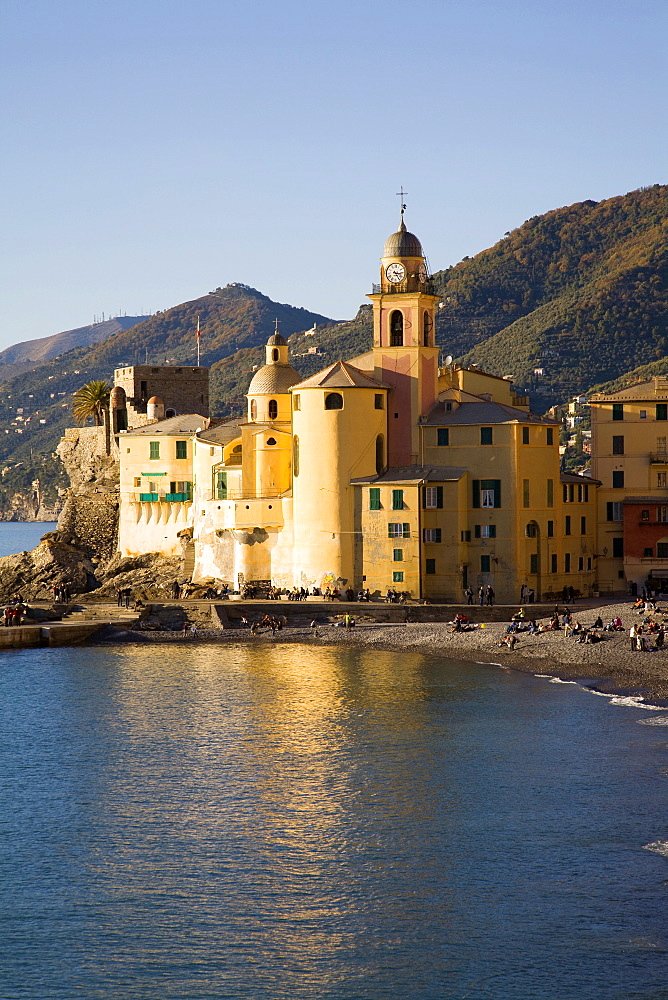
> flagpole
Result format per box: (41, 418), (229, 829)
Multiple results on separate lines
(196, 315), (200, 366)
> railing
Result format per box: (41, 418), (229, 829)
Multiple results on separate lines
(649, 452), (668, 463)
(371, 277), (436, 295)
(131, 492), (192, 503)
(203, 488), (286, 502)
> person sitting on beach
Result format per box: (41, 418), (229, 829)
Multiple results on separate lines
(564, 622), (574, 639)
(512, 608), (526, 621)
(593, 615), (604, 629)
(550, 613), (560, 630)
(613, 616), (624, 630)
(528, 619), (538, 634)
(633, 598), (644, 610)
(506, 621), (518, 634)
(655, 629), (665, 649)
(585, 629), (601, 644)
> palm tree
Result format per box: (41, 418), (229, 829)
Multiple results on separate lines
(72, 380), (111, 426)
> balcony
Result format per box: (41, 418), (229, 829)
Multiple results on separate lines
(132, 491), (192, 503)
(205, 488), (286, 501)
(649, 452), (668, 464)
(371, 276), (436, 295)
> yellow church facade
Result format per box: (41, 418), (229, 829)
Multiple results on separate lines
(117, 216), (598, 602)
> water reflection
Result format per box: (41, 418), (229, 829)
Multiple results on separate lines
(1, 642), (667, 999)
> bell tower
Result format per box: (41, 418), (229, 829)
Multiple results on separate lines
(368, 204), (440, 467)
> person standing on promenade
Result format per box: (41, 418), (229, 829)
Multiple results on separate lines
(478, 586), (485, 606)
(465, 586), (473, 605)
(486, 585), (494, 606)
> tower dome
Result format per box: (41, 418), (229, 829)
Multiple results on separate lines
(383, 218), (423, 258)
(267, 332), (287, 347)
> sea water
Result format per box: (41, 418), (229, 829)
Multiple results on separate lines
(0, 641), (667, 999)
(0, 521), (57, 558)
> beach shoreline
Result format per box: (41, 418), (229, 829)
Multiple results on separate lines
(96, 598), (668, 705)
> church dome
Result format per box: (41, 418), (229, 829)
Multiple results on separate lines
(248, 363), (301, 395)
(383, 218), (423, 258)
(267, 332), (287, 346)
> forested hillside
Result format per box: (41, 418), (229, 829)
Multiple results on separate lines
(431, 184), (668, 409)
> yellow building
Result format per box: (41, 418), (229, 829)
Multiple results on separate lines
(116, 213), (598, 602)
(590, 376), (668, 594)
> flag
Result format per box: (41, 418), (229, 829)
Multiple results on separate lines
(196, 316), (200, 342)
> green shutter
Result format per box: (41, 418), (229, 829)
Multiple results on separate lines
(437, 428), (449, 446)
(474, 524), (481, 538)
(472, 480), (480, 508)
(403, 523), (410, 538)
(436, 486), (443, 508)
(149, 441), (160, 460)
(489, 525), (496, 538)
(369, 488), (381, 510)
(392, 489), (403, 510)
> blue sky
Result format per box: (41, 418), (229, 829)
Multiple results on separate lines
(1, 0), (666, 350)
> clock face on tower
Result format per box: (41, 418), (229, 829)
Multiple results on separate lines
(385, 262), (406, 284)
(418, 262), (428, 283)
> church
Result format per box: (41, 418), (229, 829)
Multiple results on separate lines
(116, 214), (598, 603)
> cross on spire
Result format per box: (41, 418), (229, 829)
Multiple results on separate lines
(396, 186), (408, 216)
(274, 318), (280, 334)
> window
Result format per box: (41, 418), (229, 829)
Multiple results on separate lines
(480, 427), (493, 445)
(658, 437), (666, 453)
(473, 480), (501, 508)
(250, 399), (257, 420)
(423, 528), (442, 543)
(612, 537), (624, 558)
(215, 471), (227, 499)
(578, 484), (583, 502)
(550, 553), (557, 573)
(149, 441), (160, 460)
(325, 392), (343, 410)
(369, 488), (381, 510)
(293, 436), (299, 477)
(133, 477), (141, 487)
(526, 523), (537, 538)
(375, 394), (384, 409)
(547, 520), (554, 537)
(641, 509), (650, 521)
(523, 479), (530, 508)
(530, 554), (538, 574)
(644, 547), (653, 558)
(474, 524), (497, 538)
(392, 489), (404, 510)
(392, 571), (404, 583)
(174, 440), (187, 459)
(640, 409), (647, 419)
(584, 484), (589, 502)
(547, 428), (554, 446)
(657, 404), (668, 420)
(460, 530), (471, 542)
(658, 507), (668, 522)
(581, 516), (587, 534)
(547, 479), (554, 508)
(376, 435), (385, 475)
(388, 523), (410, 538)
(393, 549), (403, 562)
(522, 427), (529, 444)
(423, 311), (432, 347)
(565, 515), (571, 535)
(266, 437), (276, 446)
(293, 394), (300, 411)
(612, 435), (624, 454)
(659, 472), (667, 487)
(578, 557), (584, 571)
(272, 348), (279, 361)
(565, 553), (571, 573)
(480, 555), (491, 572)
(569, 484), (574, 502)
(587, 558), (592, 570)
(446, 402), (452, 411)
(423, 486), (443, 509)
(437, 428), (449, 446)
(612, 471), (625, 488)
(658, 543), (668, 558)
(390, 310), (403, 346)
(606, 501), (623, 521)
(612, 403), (624, 420)
(425, 558), (436, 574)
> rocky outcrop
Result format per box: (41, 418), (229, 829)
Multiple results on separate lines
(0, 532), (98, 602)
(0, 492), (64, 522)
(88, 552), (184, 601)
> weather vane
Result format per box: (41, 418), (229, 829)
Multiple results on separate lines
(396, 186), (408, 216)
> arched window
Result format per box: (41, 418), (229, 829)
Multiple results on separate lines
(266, 437), (276, 446)
(325, 392), (343, 410)
(293, 436), (300, 477)
(272, 348), (279, 361)
(165, 408), (176, 418)
(268, 399), (278, 420)
(375, 434), (385, 475)
(423, 310), (432, 347)
(250, 399), (257, 420)
(390, 310), (403, 346)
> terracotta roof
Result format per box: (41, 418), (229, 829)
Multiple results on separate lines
(291, 360), (390, 390)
